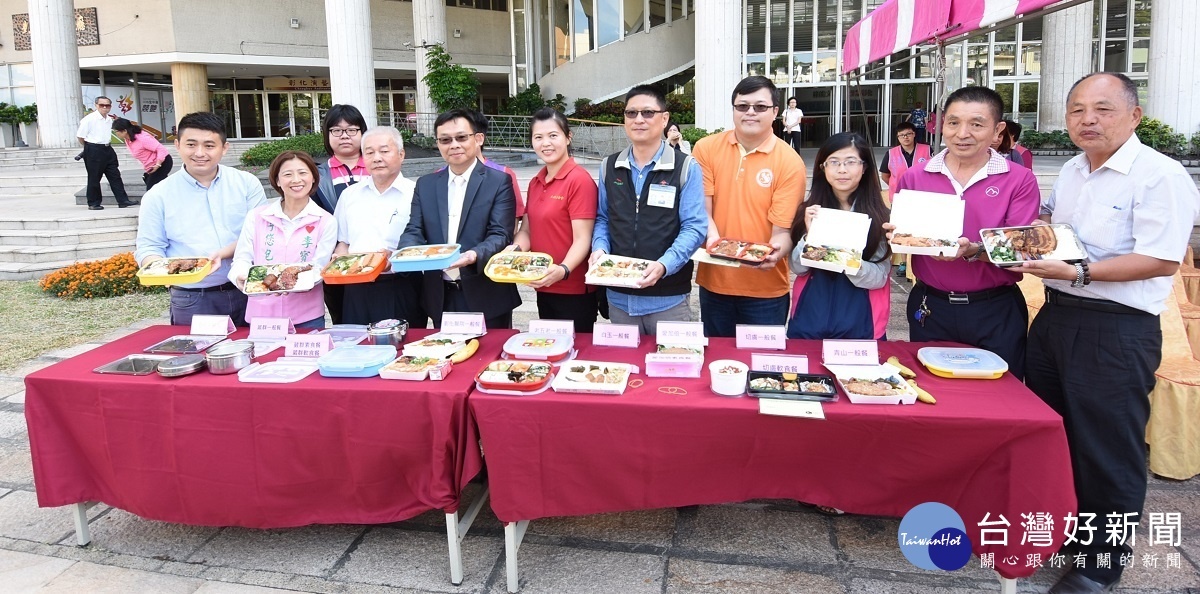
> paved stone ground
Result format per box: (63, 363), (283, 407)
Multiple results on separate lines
(0, 153), (1197, 592)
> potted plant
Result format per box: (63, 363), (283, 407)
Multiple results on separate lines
(0, 103), (17, 148)
(17, 104), (37, 148)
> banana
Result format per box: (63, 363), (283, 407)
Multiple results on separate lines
(907, 379), (936, 404)
(887, 356), (917, 379)
(449, 339), (480, 364)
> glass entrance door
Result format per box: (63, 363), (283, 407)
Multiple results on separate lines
(794, 87), (833, 146)
(237, 93), (265, 138)
(267, 93), (291, 137)
(292, 93), (317, 135)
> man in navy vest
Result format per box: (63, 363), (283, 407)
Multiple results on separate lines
(589, 85), (707, 335)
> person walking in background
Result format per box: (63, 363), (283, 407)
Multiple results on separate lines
(665, 121), (691, 154)
(905, 101), (929, 144)
(112, 118), (173, 192)
(314, 104), (370, 324)
(788, 132), (891, 341)
(508, 108), (600, 333)
(1008, 120), (1034, 168)
(229, 151), (336, 329)
(782, 96), (804, 151)
(76, 96), (135, 210)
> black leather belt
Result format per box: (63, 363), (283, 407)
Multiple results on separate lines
(917, 281), (1014, 305)
(1045, 288), (1148, 316)
(171, 282), (237, 293)
(84, 141), (111, 147)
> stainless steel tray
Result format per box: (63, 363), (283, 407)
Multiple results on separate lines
(93, 354), (176, 375)
(143, 334), (227, 354)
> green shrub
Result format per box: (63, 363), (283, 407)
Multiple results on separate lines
(240, 133), (327, 167)
(573, 97), (592, 113)
(1190, 130), (1200, 157)
(18, 104), (36, 123)
(1136, 117), (1186, 155)
(1019, 129), (1076, 150)
(424, 44), (480, 111)
(682, 127), (722, 144)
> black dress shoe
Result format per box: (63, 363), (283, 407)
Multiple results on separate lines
(87, 205), (104, 210)
(1049, 570), (1115, 593)
(117, 201), (139, 208)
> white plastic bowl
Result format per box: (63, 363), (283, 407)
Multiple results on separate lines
(709, 359), (749, 397)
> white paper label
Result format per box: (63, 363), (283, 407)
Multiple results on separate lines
(735, 325), (787, 350)
(750, 353), (809, 374)
(285, 334), (333, 358)
(759, 398), (825, 419)
(248, 317), (294, 340)
(656, 321), (707, 345)
(441, 312), (487, 336)
(593, 323), (640, 347)
(191, 314), (234, 336)
(822, 339), (879, 365)
(529, 319), (575, 338)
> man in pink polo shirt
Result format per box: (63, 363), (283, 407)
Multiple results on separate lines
(893, 86), (1040, 379)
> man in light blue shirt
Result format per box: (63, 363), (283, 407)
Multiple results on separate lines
(589, 85), (706, 335)
(135, 112), (267, 326)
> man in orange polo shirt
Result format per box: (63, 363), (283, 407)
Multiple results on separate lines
(693, 76), (807, 337)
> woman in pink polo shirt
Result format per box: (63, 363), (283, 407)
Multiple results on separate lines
(111, 118), (172, 191)
(508, 108), (599, 333)
(229, 151), (337, 329)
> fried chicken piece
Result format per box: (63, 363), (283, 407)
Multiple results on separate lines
(167, 258), (199, 274)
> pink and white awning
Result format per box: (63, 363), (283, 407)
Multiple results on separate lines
(842, 0), (1066, 74)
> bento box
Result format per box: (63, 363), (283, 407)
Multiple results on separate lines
(475, 360), (554, 392)
(824, 364), (918, 405)
(585, 254), (655, 288)
(317, 344), (397, 378)
(321, 253), (387, 284)
(389, 244), (461, 273)
(136, 257), (213, 286)
(917, 346), (1008, 379)
(979, 224), (1088, 267)
(550, 360), (633, 395)
(707, 238), (776, 265)
(143, 334), (227, 354)
(379, 355), (444, 381)
(888, 190), (965, 257)
(503, 333), (574, 362)
(310, 325), (369, 347)
(645, 352), (703, 378)
(798, 208), (870, 275)
(746, 371), (838, 402)
(485, 252), (555, 283)
(242, 263), (319, 294)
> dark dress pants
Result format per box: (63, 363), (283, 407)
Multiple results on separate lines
(84, 143), (129, 206)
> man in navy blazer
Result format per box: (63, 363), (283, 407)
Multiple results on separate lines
(398, 109), (521, 329)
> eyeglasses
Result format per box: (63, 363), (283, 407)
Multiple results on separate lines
(823, 159), (864, 169)
(623, 109), (664, 120)
(96, 103), (112, 107)
(330, 127), (361, 137)
(436, 133), (478, 145)
(733, 104), (775, 113)
(897, 132), (916, 138)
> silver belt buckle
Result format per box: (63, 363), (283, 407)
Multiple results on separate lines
(948, 293), (969, 305)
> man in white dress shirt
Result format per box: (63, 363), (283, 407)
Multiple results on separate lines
(76, 96), (134, 209)
(1019, 72), (1200, 594)
(332, 126), (427, 327)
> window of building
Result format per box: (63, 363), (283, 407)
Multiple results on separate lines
(815, 0), (837, 50)
(793, 0), (813, 55)
(598, 0), (620, 46)
(554, 0), (570, 66)
(769, 54), (790, 85)
(746, 0), (766, 54)
(670, 0), (682, 21)
(574, 0), (594, 53)
(623, 0), (644, 35)
(746, 54), (766, 77)
(769, 0), (788, 54)
(649, 0), (666, 28)
(793, 51), (813, 84)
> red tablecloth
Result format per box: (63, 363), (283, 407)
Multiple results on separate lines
(469, 336), (1076, 579)
(25, 326), (512, 528)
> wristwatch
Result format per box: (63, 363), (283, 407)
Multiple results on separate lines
(559, 263), (571, 279)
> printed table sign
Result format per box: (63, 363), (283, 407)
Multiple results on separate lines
(285, 333), (333, 358)
(735, 325), (787, 350)
(248, 317), (295, 341)
(656, 321), (707, 346)
(593, 323), (640, 348)
(190, 315), (234, 336)
(822, 339), (879, 366)
(529, 319), (575, 338)
(759, 398), (825, 420)
(441, 312), (486, 336)
(750, 353), (809, 374)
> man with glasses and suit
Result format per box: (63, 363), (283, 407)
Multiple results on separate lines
(398, 109), (521, 329)
(588, 84), (707, 335)
(76, 96), (135, 210)
(692, 76), (806, 337)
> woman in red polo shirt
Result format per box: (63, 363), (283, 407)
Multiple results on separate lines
(508, 108), (599, 332)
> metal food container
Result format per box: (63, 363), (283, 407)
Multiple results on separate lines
(205, 341), (254, 374)
(367, 319), (408, 347)
(157, 354), (206, 378)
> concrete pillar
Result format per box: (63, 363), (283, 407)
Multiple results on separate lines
(1147, 0), (1200, 137)
(325, 0), (378, 128)
(28, 0), (83, 148)
(1037, 2), (1093, 132)
(694, 0), (743, 131)
(412, 0), (447, 135)
(170, 63), (209, 126)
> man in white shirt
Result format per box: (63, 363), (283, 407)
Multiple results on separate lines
(332, 126), (426, 327)
(1019, 72), (1200, 594)
(76, 96), (134, 209)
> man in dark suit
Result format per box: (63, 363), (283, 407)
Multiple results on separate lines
(398, 109), (521, 329)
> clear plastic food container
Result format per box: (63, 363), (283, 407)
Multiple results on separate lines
(317, 345), (397, 378)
